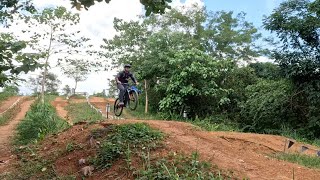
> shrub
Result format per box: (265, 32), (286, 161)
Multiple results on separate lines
(16, 100), (69, 145)
(240, 79), (296, 133)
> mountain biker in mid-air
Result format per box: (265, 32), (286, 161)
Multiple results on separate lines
(115, 64), (138, 106)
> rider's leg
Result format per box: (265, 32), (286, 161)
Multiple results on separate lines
(123, 84), (129, 106)
(117, 83), (125, 105)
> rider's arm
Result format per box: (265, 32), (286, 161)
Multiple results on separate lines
(115, 72), (122, 84)
(130, 73), (138, 84)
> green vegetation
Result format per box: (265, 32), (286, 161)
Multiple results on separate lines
(92, 123), (163, 169)
(0, 145), (76, 180)
(15, 100), (69, 145)
(273, 153), (320, 169)
(0, 101), (21, 126)
(92, 123), (228, 179)
(103, 0), (320, 143)
(136, 152), (225, 179)
(66, 102), (103, 123)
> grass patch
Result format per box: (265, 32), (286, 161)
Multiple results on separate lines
(0, 100), (22, 126)
(65, 103), (103, 123)
(0, 145), (76, 180)
(92, 123), (163, 169)
(15, 100), (69, 145)
(272, 153), (320, 169)
(91, 123), (227, 179)
(69, 94), (86, 99)
(0, 92), (15, 103)
(136, 152), (226, 179)
(280, 127), (320, 147)
(125, 104), (240, 132)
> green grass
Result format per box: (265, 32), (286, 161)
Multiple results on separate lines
(15, 100), (70, 145)
(0, 92), (14, 103)
(92, 123), (164, 169)
(280, 127), (320, 147)
(272, 153), (320, 169)
(0, 145), (76, 180)
(136, 152), (226, 179)
(125, 104), (240, 132)
(0, 100), (21, 126)
(65, 103), (103, 123)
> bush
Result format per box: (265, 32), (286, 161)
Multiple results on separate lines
(240, 79), (296, 133)
(16, 100), (69, 145)
(93, 123), (163, 169)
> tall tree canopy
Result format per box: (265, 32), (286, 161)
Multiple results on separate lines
(102, 5), (261, 116)
(263, 0), (320, 138)
(70, 0), (172, 16)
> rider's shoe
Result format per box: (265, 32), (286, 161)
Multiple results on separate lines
(119, 102), (124, 106)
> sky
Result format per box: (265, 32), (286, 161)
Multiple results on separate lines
(9, 0), (285, 95)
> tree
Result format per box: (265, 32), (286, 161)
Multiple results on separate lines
(61, 59), (91, 92)
(0, 33), (41, 86)
(102, 5), (261, 117)
(249, 62), (281, 80)
(62, 85), (71, 96)
(70, 0), (172, 16)
(20, 6), (96, 103)
(28, 72), (61, 95)
(106, 79), (117, 98)
(264, 0), (320, 138)
(0, 1), (40, 86)
(3, 84), (19, 95)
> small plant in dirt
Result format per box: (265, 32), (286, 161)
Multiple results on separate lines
(136, 152), (224, 179)
(272, 153), (320, 169)
(92, 123), (163, 170)
(66, 142), (75, 152)
(66, 103), (103, 123)
(15, 100), (69, 145)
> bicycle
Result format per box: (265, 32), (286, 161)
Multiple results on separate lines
(114, 83), (141, 116)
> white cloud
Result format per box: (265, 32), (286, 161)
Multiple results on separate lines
(6, 0), (203, 95)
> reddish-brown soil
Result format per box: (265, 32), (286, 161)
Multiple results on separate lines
(0, 99), (33, 173)
(51, 97), (71, 124)
(104, 120), (320, 180)
(0, 96), (21, 114)
(4, 96), (320, 179)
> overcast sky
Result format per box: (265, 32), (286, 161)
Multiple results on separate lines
(6, 0), (280, 95)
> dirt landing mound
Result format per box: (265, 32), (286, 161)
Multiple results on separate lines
(0, 99), (34, 173)
(105, 120), (320, 180)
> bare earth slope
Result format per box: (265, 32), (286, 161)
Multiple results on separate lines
(105, 120), (320, 180)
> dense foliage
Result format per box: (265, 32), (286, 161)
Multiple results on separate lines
(104, 0), (320, 141)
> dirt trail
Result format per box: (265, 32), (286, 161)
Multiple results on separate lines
(0, 96), (21, 114)
(0, 99), (33, 172)
(105, 120), (320, 180)
(51, 97), (71, 124)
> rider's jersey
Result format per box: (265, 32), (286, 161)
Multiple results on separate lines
(116, 71), (137, 84)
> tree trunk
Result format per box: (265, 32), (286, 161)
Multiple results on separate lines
(41, 26), (53, 104)
(74, 79), (78, 93)
(144, 79), (148, 114)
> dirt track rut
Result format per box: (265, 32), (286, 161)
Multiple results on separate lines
(0, 99), (33, 172)
(106, 120), (320, 180)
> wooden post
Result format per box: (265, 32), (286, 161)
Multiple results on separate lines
(144, 79), (148, 114)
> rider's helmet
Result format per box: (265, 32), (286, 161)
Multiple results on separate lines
(124, 64), (131, 68)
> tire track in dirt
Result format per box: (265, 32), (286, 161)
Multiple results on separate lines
(0, 99), (34, 173)
(105, 120), (320, 180)
(0, 96), (21, 114)
(51, 97), (72, 125)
